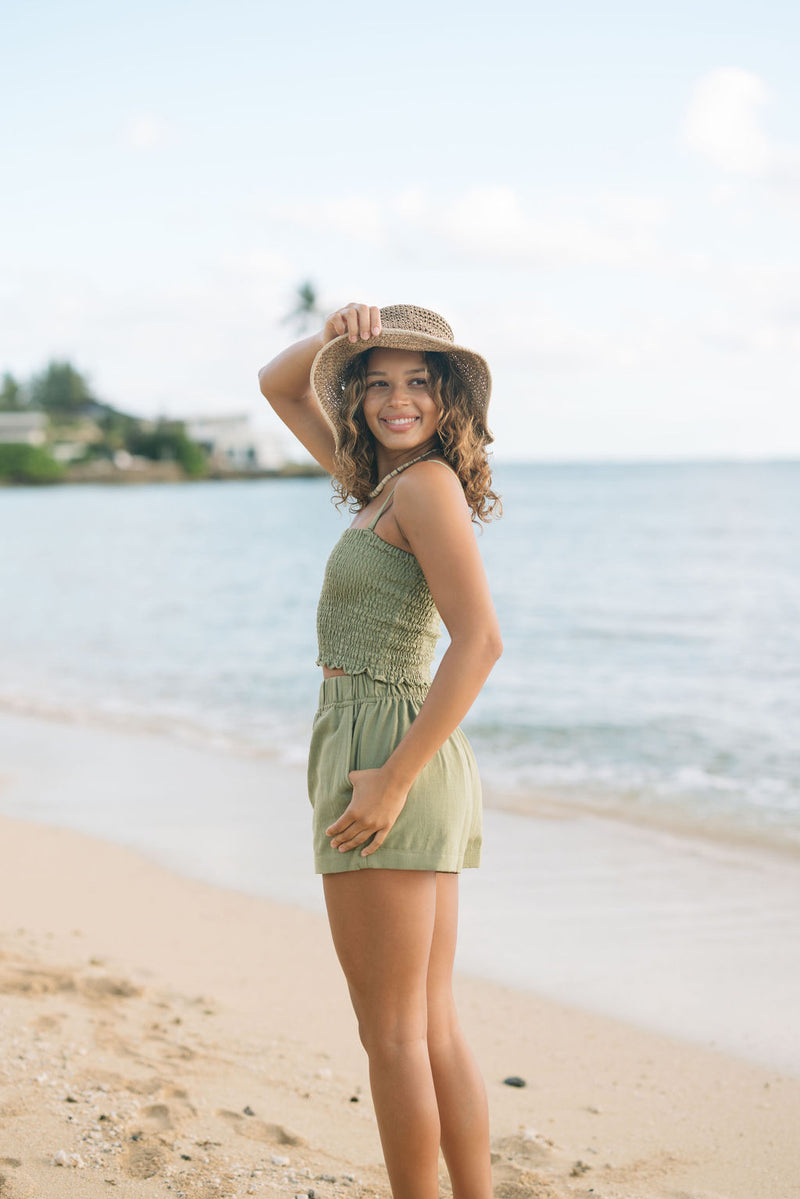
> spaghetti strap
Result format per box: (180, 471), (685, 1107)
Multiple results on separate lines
(366, 459), (458, 531)
(367, 488), (397, 531)
(423, 459), (460, 480)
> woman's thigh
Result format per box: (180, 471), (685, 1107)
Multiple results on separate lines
(322, 869), (438, 1039)
(427, 873), (458, 990)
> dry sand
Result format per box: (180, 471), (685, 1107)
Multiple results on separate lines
(1, 807), (798, 1199)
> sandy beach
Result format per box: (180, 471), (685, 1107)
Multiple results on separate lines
(1, 712), (799, 1198)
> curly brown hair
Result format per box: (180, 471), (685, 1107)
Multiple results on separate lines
(331, 351), (502, 523)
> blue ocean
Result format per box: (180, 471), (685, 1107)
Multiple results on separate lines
(2, 461), (799, 850)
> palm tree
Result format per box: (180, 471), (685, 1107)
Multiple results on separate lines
(282, 280), (323, 334)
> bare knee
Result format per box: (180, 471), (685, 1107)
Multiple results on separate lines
(353, 999), (428, 1059)
(426, 990), (460, 1054)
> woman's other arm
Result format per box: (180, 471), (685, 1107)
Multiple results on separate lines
(380, 462), (503, 788)
(326, 462), (502, 856)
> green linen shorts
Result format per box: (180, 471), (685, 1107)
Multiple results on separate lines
(307, 673), (482, 875)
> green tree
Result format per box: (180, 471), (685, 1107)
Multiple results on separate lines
(29, 360), (96, 414)
(282, 280), (323, 334)
(172, 433), (207, 478)
(0, 372), (25, 410)
(126, 420), (208, 478)
(0, 444), (64, 484)
(97, 406), (139, 452)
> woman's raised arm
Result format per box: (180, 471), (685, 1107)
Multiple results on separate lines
(257, 303), (382, 474)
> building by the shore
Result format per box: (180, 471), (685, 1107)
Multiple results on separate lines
(185, 414), (284, 470)
(0, 411), (47, 446)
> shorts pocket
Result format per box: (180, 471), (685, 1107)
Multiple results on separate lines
(307, 703), (356, 836)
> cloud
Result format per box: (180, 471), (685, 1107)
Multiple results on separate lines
(476, 303), (672, 379)
(683, 68), (800, 183)
(692, 309), (800, 357)
(125, 115), (169, 151)
(268, 185), (672, 271)
(267, 195), (385, 244)
(430, 186), (670, 269)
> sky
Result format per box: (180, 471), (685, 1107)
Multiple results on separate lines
(2, 0), (800, 461)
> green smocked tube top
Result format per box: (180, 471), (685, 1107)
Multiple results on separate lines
(315, 499), (442, 686)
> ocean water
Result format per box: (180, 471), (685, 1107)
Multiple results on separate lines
(2, 461), (799, 849)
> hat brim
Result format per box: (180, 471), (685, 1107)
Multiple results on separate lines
(310, 329), (492, 437)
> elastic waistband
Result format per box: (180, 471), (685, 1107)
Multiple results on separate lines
(317, 671), (430, 710)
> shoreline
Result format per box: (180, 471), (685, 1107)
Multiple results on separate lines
(0, 461), (328, 487)
(2, 689), (797, 864)
(1, 808), (799, 1197)
(483, 779), (800, 862)
(2, 704), (799, 1080)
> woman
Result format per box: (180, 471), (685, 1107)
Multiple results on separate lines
(258, 301), (502, 1199)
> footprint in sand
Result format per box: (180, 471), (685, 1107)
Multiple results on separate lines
(121, 1093), (196, 1156)
(492, 1172), (560, 1199)
(30, 1012), (64, 1032)
(492, 1130), (557, 1168)
(216, 1109), (305, 1146)
(0, 960), (141, 1002)
(140, 1102), (173, 1132)
(0, 964), (75, 996)
(122, 1139), (166, 1180)
(0, 1158), (36, 1199)
(80, 975), (142, 1000)
(130, 1076), (164, 1095)
(490, 1132), (562, 1199)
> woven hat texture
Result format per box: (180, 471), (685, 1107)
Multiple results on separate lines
(310, 304), (492, 433)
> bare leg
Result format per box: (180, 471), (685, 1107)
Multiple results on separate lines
(427, 872), (493, 1199)
(323, 869), (441, 1199)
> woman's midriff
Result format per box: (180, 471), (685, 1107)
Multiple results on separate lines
(322, 666), (349, 679)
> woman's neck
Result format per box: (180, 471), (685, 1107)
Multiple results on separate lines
(373, 436), (439, 480)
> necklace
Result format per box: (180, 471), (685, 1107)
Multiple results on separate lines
(368, 450), (439, 498)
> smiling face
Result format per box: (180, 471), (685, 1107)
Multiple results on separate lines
(361, 348), (440, 461)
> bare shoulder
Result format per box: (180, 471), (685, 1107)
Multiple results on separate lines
(390, 459), (497, 643)
(393, 459), (468, 515)
(392, 460), (472, 550)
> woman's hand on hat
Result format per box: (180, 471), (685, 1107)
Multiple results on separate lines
(322, 303), (382, 346)
(325, 767), (408, 857)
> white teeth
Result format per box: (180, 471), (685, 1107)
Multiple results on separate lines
(383, 417), (417, 427)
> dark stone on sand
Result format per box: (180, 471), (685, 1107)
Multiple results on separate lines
(503, 1076), (527, 1088)
(349, 1095), (359, 1102)
(65, 1095), (78, 1102)
(243, 1105), (256, 1116)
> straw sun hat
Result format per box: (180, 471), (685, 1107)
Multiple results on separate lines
(310, 304), (492, 434)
